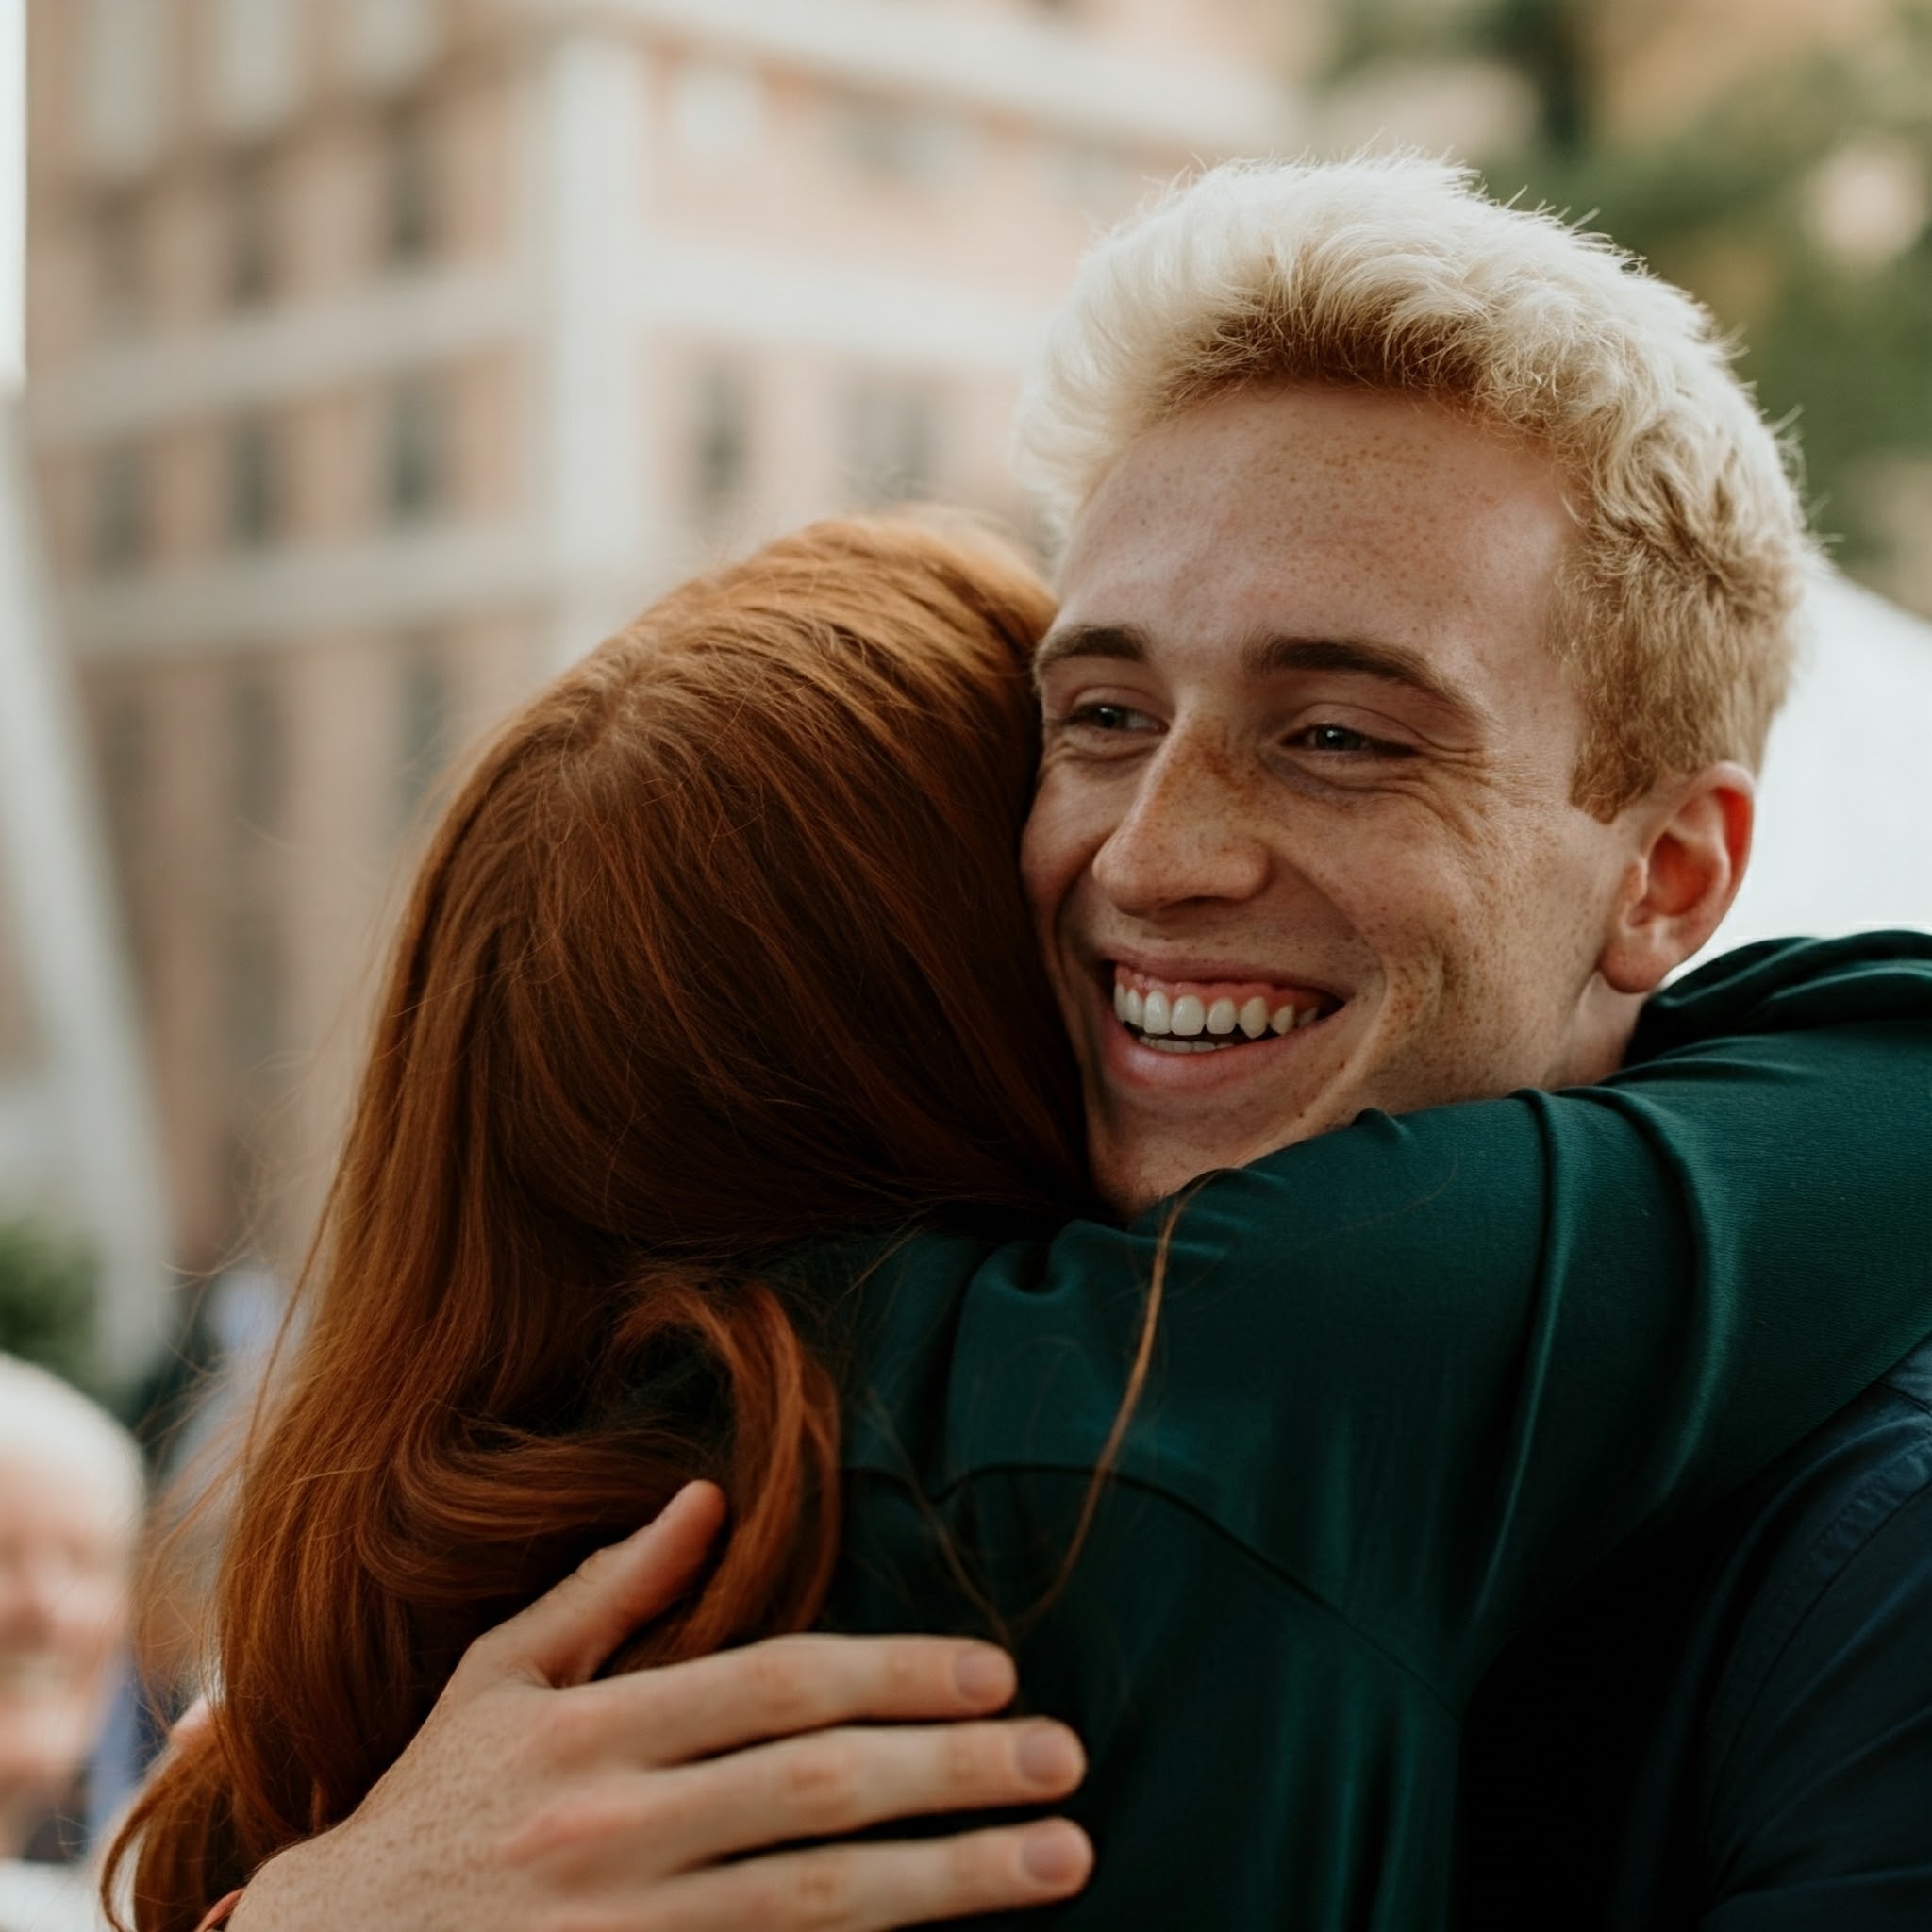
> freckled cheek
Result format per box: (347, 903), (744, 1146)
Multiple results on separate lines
(1021, 783), (1113, 934)
(1314, 846), (1474, 977)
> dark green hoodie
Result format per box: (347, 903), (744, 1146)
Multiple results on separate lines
(807, 934), (1932, 1929)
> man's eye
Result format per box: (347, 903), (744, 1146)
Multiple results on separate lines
(1061, 703), (1158, 734)
(1292, 723), (1403, 756)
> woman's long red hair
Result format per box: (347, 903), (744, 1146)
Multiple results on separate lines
(111, 518), (1091, 1928)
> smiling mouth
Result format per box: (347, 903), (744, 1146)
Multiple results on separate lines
(1107, 965), (1341, 1054)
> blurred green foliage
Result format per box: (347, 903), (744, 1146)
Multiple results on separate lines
(0, 1218), (105, 1401)
(1329, 0), (1932, 575)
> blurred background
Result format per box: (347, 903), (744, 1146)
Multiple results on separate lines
(4, 0), (1932, 1408)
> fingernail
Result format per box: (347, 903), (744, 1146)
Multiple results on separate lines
(953, 1646), (1015, 1705)
(1021, 1820), (1091, 1889)
(1016, 1723), (1083, 1788)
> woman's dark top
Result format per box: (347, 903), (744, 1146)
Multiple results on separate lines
(797, 935), (1932, 1929)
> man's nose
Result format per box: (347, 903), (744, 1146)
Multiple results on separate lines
(1091, 732), (1270, 917)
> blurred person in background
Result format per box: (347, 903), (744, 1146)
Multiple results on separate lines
(0, 1357), (142, 1932)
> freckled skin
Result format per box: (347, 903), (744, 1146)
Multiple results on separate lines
(1023, 385), (1706, 1212)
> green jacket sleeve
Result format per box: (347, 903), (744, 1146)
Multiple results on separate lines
(903, 981), (1932, 1702)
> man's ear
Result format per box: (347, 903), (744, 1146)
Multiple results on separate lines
(1597, 762), (1755, 996)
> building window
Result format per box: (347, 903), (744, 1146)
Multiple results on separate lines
(225, 158), (277, 308)
(96, 685), (154, 968)
(690, 363), (753, 527)
(381, 102), (438, 266)
(830, 92), (974, 190)
(395, 641), (454, 826)
(93, 192), (145, 337)
(98, 685), (151, 850)
(81, 0), (167, 174)
(229, 670), (287, 839)
(224, 666), (288, 1074)
(843, 374), (941, 507)
(92, 443), (147, 574)
(222, 897), (284, 1074)
(210, 0), (301, 138)
(348, 0), (439, 90)
(382, 376), (447, 524)
(227, 416), (280, 549)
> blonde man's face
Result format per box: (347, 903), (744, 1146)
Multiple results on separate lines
(1023, 385), (1646, 1211)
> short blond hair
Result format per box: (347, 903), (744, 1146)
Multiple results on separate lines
(1015, 155), (1815, 817)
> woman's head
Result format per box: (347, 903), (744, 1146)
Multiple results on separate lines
(370, 513), (1083, 1270)
(115, 517), (1086, 1927)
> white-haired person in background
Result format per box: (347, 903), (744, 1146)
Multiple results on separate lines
(0, 1357), (141, 1932)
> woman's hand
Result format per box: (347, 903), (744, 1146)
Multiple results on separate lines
(227, 1483), (1091, 1931)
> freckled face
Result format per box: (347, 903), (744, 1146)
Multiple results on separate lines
(1022, 384), (1637, 1212)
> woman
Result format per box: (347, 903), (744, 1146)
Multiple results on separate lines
(115, 519), (1932, 1930)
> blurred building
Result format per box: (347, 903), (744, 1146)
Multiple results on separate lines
(20, 0), (1297, 1281)
(0, 397), (172, 1382)
(1319, 0), (1932, 617)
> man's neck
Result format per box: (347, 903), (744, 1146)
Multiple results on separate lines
(1555, 980), (1648, 1089)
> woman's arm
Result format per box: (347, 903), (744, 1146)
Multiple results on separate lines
(837, 941), (1932, 1703)
(216, 1485), (1091, 1932)
(914, 957), (1932, 1695)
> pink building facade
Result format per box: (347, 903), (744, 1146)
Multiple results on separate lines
(22, 0), (1295, 1281)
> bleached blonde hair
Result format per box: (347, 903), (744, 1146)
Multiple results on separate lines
(1014, 155), (1815, 817)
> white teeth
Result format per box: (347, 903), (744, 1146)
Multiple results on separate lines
(1120, 974), (1331, 1045)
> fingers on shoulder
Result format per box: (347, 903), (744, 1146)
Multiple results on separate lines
(639, 1715), (1081, 1877)
(720, 1716), (1080, 1848)
(628, 1820), (1094, 1932)
(624, 1633), (1015, 1762)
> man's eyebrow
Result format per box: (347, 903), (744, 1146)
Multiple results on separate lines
(1031, 623), (1149, 684)
(1033, 624), (1489, 728)
(1241, 633), (1484, 724)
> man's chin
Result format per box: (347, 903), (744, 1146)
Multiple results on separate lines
(1091, 1116), (1332, 1217)
(1074, 992), (1373, 1211)
(1083, 1021), (1397, 1207)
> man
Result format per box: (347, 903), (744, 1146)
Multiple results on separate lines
(0, 1356), (142, 1932)
(1012, 157), (1932, 1928)
(227, 157), (1931, 1929)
